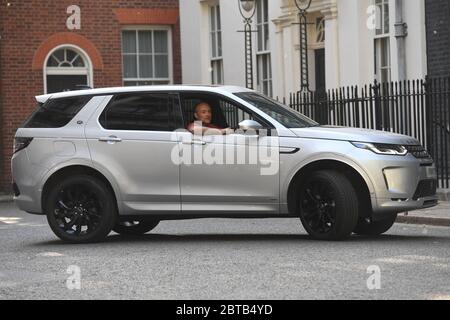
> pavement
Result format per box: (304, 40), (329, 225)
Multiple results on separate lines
(0, 194), (13, 203)
(438, 188), (450, 201)
(1, 192), (449, 227)
(397, 201), (450, 227)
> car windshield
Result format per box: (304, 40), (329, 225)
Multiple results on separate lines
(235, 92), (319, 128)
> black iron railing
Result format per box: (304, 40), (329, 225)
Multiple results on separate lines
(284, 77), (450, 188)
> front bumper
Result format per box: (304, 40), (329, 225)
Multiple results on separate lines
(365, 153), (438, 216)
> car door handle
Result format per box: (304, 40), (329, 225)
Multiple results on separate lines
(182, 140), (206, 145)
(98, 136), (122, 143)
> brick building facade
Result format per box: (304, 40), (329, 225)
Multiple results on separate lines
(0, 0), (181, 191)
(425, 0), (450, 77)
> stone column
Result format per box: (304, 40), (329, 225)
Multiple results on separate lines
(321, 4), (340, 90)
(272, 7), (298, 99)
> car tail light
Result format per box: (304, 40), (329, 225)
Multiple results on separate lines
(13, 137), (33, 154)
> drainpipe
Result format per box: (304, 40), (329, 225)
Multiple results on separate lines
(394, 0), (408, 81)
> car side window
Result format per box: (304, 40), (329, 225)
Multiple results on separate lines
(99, 93), (174, 131)
(23, 96), (92, 128)
(179, 93), (264, 130)
(218, 99), (254, 129)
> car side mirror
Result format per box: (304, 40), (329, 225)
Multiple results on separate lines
(238, 120), (263, 131)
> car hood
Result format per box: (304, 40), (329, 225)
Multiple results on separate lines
(290, 126), (421, 145)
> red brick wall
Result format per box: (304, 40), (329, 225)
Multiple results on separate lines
(0, 0), (181, 192)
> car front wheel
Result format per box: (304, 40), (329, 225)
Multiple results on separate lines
(298, 170), (359, 241)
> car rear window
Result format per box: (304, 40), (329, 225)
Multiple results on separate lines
(23, 96), (91, 128)
(99, 93), (175, 131)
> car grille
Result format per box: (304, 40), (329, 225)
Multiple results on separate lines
(412, 179), (437, 200)
(405, 145), (432, 160)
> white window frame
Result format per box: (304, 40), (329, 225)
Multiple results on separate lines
(211, 59), (223, 85)
(256, 0), (272, 96)
(43, 44), (93, 94)
(257, 54), (272, 97)
(374, 37), (391, 83)
(374, 0), (391, 83)
(209, 4), (223, 85)
(121, 25), (173, 86)
(375, 0), (390, 36)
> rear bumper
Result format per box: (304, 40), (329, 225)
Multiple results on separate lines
(14, 194), (44, 214)
(11, 150), (45, 214)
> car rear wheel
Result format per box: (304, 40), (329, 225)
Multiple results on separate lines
(353, 214), (398, 236)
(113, 220), (159, 236)
(45, 175), (117, 243)
(298, 170), (359, 241)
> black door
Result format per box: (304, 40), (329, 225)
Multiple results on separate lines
(315, 49), (326, 95)
(46, 75), (88, 94)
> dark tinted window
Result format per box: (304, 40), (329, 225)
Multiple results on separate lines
(180, 93), (270, 130)
(24, 96), (91, 128)
(100, 93), (173, 131)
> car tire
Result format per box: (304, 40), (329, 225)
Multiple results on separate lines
(298, 170), (359, 241)
(45, 174), (117, 244)
(113, 220), (159, 236)
(353, 214), (398, 236)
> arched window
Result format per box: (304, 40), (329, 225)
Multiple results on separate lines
(45, 46), (92, 93)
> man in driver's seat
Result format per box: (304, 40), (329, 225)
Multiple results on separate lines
(187, 102), (231, 135)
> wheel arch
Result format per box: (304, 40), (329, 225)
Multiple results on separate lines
(41, 165), (121, 214)
(286, 159), (374, 219)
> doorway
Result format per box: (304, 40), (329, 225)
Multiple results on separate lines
(315, 48), (326, 95)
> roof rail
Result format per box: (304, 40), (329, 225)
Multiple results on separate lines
(73, 85), (93, 91)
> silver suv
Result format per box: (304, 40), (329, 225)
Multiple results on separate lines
(12, 86), (438, 243)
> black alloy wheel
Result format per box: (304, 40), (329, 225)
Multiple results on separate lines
(299, 170), (359, 241)
(45, 175), (117, 243)
(301, 179), (337, 234)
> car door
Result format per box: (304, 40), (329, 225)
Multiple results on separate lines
(85, 92), (182, 215)
(175, 92), (280, 214)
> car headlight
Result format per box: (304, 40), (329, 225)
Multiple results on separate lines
(351, 142), (408, 156)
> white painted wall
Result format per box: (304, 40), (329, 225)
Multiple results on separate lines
(219, 0), (247, 86)
(334, 0), (427, 86)
(337, 0), (360, 86)
(268, 0), (284, 99)
(180, 0), (428, 97)
(403, 0), (428, 80)
(179, 0), (211, 84)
